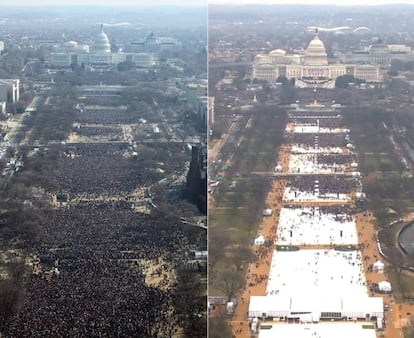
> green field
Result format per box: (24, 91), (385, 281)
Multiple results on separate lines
(359, 153), (402, 173)
(387, 268), (414, 303)
(209, 106), (287, 296)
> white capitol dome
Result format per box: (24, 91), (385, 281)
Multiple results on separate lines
(92, 25), (111, 53)
(304, 34), (328, 66)
(269, 49), (286, 56)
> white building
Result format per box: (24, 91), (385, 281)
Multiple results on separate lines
(0, 101), (6, 115)
(0, 79), (20, 104)
(252, 32), (382, 87)
(249, 295), (383, 322)
(127, 32), (182, 53)
(339, 43), (414, 65)
(257, 323), (377, 338)
(208, 96), (215, 126)
(49, 26), (156, 69)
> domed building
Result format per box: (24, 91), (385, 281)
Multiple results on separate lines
(252, 32), (382, 88)
(49, 24), (158, 70)
(92, 25), (111, 53)
(304, 35), (328, 66)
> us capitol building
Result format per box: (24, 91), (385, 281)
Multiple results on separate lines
(49, 25), (181, 70)
(252, 32), (382, 88)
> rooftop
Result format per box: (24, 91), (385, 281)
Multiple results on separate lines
(258, 323), (376, 338)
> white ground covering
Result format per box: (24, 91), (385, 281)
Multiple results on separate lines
(286, 125), (349, 134)
(282, 186), (350, 203)
(266, 250), (367, 298)
(289, 154), (347, 174)
(257, 323), (377, 338)
(276, 207), (358, 246)
(291, 145), (344, 154)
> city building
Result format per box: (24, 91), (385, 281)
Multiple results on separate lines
(338, 42), (414, 66)
(208, 96), (215, 126)
(186, 145), (207, 213)
(196, 96), (208, 123)
(0, 101), (6, 115)
(0, 79), (20, 104)
(252, 32), (383, 88)
(49, 25), (157, 69)
(126, 32), (182, 54)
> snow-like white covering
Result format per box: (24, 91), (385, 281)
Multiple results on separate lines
(266, 250), (367, 299)
(253, 109), (381, 337)
(257, 323), (377, 338)
(285, 125), (348, 134)
(282, 186), (349, 202)
(291, 145), (344, 154)
(276, 207), (358, 246)
(289, 154), (347, 174)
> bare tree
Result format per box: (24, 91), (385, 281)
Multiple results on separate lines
(209, 230), (231, 271)
(216, 269), (244, 302)
(209, 305), (232, 338)
(229, 245), (256, 273)
(0, 280), (23, 333)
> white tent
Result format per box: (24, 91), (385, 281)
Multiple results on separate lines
(262, 209), (272, 216)
(274, 165), (283, 172)
(227, 301), (234, 314)
(248, 295), (383, 321)
(373, 260), (385, 273)
(251, 321), (257, 332)
(356, 192), (366, 199)
(255, 235), (265, 246)
(378, 281), (392, 293)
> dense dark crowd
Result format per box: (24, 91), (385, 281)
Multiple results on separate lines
(288, 111), (340, 118)
(318, 154), (354, 165)
(75, 110), (145, 125)
(77, 125), (123, 138)
(3, 124), (205, 337)
(24, 142), (186, 196)
(288, 175), (357, 194)
(6, 202), (205, 337)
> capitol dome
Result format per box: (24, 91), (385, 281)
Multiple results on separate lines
(92, 25), (111, 53)
(269, 49), (286, 56)
(304, 34), (328, 66)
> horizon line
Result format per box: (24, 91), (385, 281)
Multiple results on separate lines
(209, 2), (414, 5)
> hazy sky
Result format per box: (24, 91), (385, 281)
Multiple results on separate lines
(3, 0), (206, 6)
(210, 0), (414, 4)
(6, 0), (414, 6)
